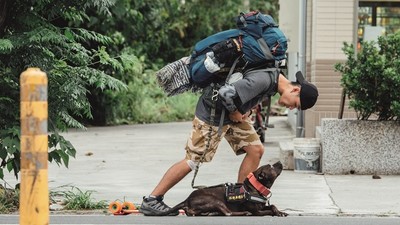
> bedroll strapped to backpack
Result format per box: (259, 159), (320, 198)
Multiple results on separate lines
(156, 11), (287, 96)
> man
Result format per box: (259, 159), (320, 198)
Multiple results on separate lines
(140, 65), (319, 216)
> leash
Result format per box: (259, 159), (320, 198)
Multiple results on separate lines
(191, 84), (218, 189)
(191, 56), (241, 189)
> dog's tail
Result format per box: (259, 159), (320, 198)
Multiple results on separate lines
(158, 201), (186, 216)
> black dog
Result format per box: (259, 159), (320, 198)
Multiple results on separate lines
(161, 161), (287, 216)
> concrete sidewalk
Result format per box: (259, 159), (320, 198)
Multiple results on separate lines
(4, 116), (400, 217)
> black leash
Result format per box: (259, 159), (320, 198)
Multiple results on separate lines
(191, 84), (218, 189)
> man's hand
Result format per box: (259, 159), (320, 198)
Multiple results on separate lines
(242, 111), (251, 120)
(229, 110), (251, 123)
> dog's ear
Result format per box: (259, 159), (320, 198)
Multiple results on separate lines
(272, 161), (283, 176)
(273, 161), (283, 171)
(257, 170), (275, 188)
(255, 165), (272, 180)
(253, 164), (269, 177)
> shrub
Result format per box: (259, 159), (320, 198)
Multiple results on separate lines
(335, 32), (400, 121)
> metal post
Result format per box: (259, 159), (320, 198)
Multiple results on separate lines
(296, 0), (307, 138)
(20, 68), (49, 225)
(338, 88), (346, 119)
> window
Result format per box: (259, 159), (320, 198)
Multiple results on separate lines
(358, 1), (400, 49)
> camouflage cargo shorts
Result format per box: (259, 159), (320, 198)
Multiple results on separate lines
(185, 116), (262, 162)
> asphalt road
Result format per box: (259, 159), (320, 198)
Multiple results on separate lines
(1, 214), (399, 225)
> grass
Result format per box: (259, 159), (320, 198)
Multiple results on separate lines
(51, 185), (107, 211)
(0, 184), (108, 214)
(0, 184), (19, 214)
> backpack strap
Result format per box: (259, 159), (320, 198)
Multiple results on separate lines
(192, 29), (241, 58)
(257, 38), (274, 62)
(217, 56), (242, 136)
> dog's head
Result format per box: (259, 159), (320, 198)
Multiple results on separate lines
(251, 161), (283, 189)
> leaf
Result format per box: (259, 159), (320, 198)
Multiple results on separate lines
(6, 160), (13, 172)
(64, 28), (75, 41)
(59, 151), (70, 168)
(0, 147), (7, 160)
(48, 151), (61, 165)
(60, 139), (76, 158)
(0, 39), (14, 52)
(64, 140), (77, 158)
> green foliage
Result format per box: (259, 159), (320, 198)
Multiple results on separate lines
(48, 132), (76, 168)
(0, 0), (135, 180)
(74, 0), (279, 125)
(103, 57), (198, 124)
(335, 31), (400, 120)
(66, 0), (191, 124)
(0, 127), (20, 179)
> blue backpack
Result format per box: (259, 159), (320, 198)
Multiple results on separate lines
(156, 11), (287, 95)
(189, 11), (288, 87)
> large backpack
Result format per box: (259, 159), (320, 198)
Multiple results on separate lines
(193, 11), (287, 65)
(156, 11), (287, 95)
(237, 11), (287, 64)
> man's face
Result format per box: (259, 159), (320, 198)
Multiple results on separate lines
(278, 87), (301, 110)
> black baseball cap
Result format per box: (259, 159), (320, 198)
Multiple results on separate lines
(296, 71), (319, 110)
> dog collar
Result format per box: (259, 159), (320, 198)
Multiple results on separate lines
(247, 172), (271, 197)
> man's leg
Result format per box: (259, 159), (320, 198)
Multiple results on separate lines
(150, 159), (192, 196)
(224, 118), (264, 183)
(140, 159), (191, 216)
(141, 116), (222, 216)
(237, 144), (264, 182)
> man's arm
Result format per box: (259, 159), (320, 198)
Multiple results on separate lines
(219, 69), (278, 121)
(218, 84), (240, 113)
(219, 72), (271, 113)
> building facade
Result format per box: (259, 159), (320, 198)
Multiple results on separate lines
(279, 0), (400, 137)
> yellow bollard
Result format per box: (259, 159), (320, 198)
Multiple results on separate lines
(19, 68), (49, 225)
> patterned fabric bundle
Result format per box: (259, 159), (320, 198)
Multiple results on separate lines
(156, 57), (194, 96)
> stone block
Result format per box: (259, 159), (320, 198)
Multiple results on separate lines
(321, 118), (400, 175)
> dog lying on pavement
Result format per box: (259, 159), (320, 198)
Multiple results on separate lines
(161, 161), (287, 216)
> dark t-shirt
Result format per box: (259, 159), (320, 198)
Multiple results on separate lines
(195, 68), (279, 125)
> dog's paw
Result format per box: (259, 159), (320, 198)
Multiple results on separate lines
(271, 205), (288, 217)
(273, 210), (288, 217)
(278, 211), (289, 217)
